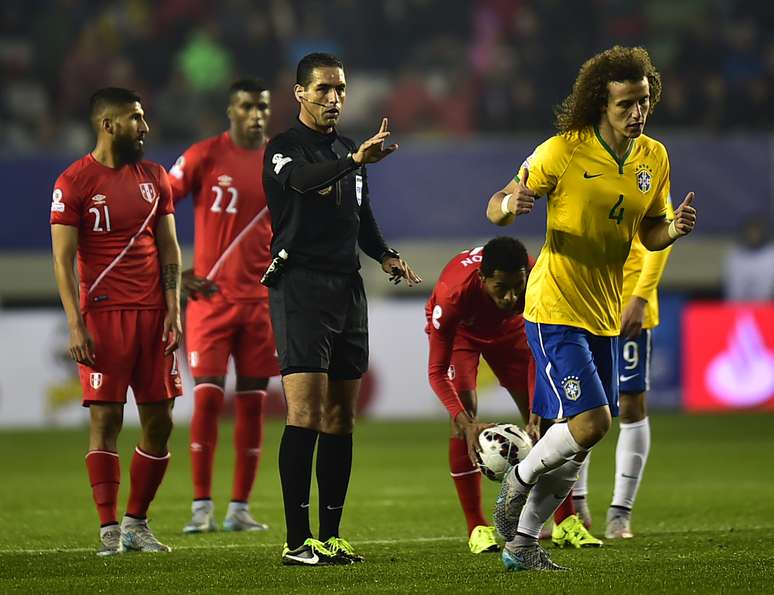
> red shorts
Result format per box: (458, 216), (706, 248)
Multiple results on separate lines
(449, 328), (532, 398)
(79, 309), (183, 406)
(185, 294), (279, 378)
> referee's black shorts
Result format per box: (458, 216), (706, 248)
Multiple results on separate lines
(268, 266), (368, 380)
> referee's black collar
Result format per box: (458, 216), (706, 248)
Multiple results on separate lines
(293, 119), (338, 145)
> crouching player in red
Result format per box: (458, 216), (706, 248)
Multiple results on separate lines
(169, 79), (280, 533)
(426, 237), (541, 554)
(51, 88), (183, 555)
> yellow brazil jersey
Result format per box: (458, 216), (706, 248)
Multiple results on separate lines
(520, 126), (670, 336)
(622, 197), (675, 329)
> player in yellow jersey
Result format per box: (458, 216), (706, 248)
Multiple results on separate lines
(484, 46), (697, 571)
(570, 202), (675, 540)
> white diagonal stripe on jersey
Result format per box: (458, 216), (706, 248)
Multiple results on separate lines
(87, 198), (159, 295)
(205, 206), (269, 282)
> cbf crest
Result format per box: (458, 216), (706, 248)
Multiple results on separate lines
(139, 182), (157, 203)
(635, 164), (653, 194)
(562, 376), (582, 401)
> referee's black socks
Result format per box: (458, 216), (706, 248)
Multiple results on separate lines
(279, 425), (318, 549)
(317, 432), (353, 542)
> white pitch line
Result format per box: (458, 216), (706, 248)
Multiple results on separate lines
(0, 535), (461, 556)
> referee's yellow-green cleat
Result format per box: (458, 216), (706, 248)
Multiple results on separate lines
(468, 525), (500, 554)
(552, 514), (603, 549)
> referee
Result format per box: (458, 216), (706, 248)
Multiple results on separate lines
(263, 52), (421, 566)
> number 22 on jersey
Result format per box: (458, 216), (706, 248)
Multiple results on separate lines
(211, 186), (238, 214)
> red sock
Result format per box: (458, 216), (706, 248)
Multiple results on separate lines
(554, 494), (576, 524)
(231, 390), (265, 502)
(126, 447), (170, 518)
(190, 384), (224, 500)
(85, 450), (120, 526)
(449, 437), (487, 535)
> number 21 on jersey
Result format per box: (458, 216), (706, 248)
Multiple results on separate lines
(89, 205), (111, 232)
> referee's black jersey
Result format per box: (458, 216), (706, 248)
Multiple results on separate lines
(263, 120), (389, 274)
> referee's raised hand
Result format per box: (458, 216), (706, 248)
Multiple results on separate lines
(352, 118), (399, 165)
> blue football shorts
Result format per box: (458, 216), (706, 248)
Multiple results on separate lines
(525, 321), (619, 420)
(618, 329), (652, 394)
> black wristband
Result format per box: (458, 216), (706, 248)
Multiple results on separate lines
(380, 248), (400, 262)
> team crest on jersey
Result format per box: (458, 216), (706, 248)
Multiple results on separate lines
(447, 365), (456, 381)
(90, 373), (103, 389)
(139, 182), (157, 203)
(635, 164), (653, 194)
(217, 175), (233, 187)
(562, 376), (582, 401)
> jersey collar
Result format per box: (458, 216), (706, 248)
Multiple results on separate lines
(593, 125), (635, 174)
(293, 119), (338, 146)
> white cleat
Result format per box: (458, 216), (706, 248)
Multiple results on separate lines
(183, 500), (217, 534)
(605, 509), (634, 539)
(120, 518), (172, 553)
(223, 504), (269, 532)
(96, 525), (121, 556)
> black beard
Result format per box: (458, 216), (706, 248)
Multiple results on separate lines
(114, 134), (143, 164)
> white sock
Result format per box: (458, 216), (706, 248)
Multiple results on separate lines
(121, 514), (146, 528)
(611, 417), (651, 510)
(512, 457), (585, 542)
(192, 499), (213, 513)
(516, 422), (586, 485)
(227, 501), (248, 515)
(572, 452), (591, 497)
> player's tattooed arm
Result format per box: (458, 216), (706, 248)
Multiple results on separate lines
(155, 214), (183, 354)
(162, 263), (180, 291)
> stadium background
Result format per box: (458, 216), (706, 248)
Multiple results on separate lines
(1, 0), (772, 425)
(1, 1), (774, 592)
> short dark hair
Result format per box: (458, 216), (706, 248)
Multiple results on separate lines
(296, 52), (343, 87)
(89, 87), (142, 119)
(480, 237), (529, 278)
(229, 78), (268, 101)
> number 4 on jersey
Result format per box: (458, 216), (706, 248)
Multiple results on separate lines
(609, 194), (624, 224)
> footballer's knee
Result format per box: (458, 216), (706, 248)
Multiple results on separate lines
(139, 403), (174, 455)
(569, 406), (611, 448)
(321, 403), (355, 435)
(236, 376), (269, 392)
(89, 404), (123, 451)
(619, 392), (647, 423)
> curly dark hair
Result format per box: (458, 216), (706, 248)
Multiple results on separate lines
(554, 46), (662, 133)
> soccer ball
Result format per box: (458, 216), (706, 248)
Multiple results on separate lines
(475, 424), (533, 481)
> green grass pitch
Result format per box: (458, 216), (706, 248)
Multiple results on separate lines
(1, 413), (773, 593)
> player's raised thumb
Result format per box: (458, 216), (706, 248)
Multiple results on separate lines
(682, 191), (695, 207)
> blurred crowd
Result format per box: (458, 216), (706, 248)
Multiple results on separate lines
(1, 0), (773, 153)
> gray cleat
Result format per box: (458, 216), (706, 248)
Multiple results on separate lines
(493, 467), (532, 541)
(96, 525), (121, 557)
(223, 508), (269, 532)
(183, 501), (217, 534)
(605, 508), (634, 539)
(120, 519), (172, 553)
(502, 543), (569, 571)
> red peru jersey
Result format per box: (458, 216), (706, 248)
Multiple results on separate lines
(425, 247), (529, 342)
(50, 154), (174, 312)
(425, 246), (532, 418)
(170, 132), (272, 302)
